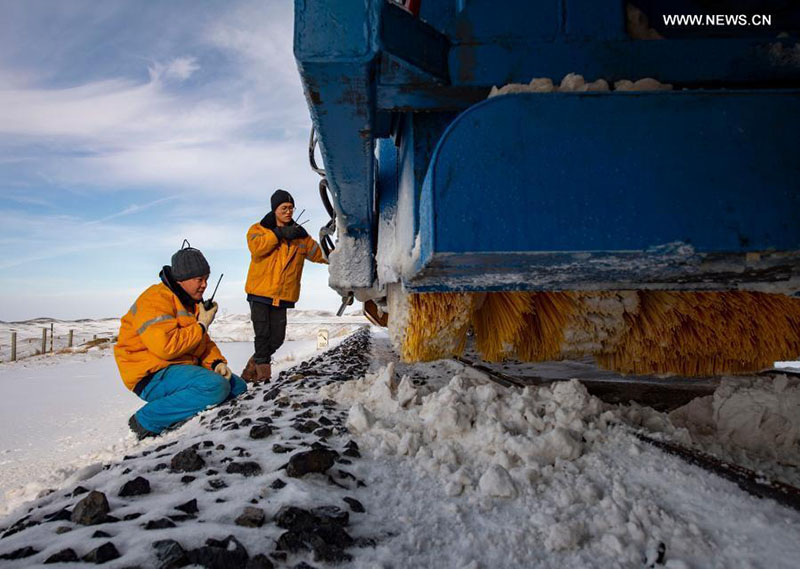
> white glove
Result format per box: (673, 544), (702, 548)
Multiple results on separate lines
(198, 301), (218, 330)
(214, 362), (232, 380)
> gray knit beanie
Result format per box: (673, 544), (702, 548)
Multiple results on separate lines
(171, 240), (210, 281)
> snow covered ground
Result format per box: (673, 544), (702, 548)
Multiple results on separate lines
(0, 311), (366, 514)
(1, 320), (799, 568)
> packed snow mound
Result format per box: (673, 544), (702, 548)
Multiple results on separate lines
(670, 375), (800, 463)
(322, 363), (618, 498)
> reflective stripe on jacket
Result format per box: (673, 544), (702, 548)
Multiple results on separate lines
(114, 283), (225, 391)
(244, 222), (327, 305)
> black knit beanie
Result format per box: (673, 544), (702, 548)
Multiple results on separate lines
(271, 189), (295, 212)
(171, 240), (210, 281)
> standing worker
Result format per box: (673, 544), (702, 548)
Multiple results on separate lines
(242, 189), (328, 383)
(114, 241), (247, 439)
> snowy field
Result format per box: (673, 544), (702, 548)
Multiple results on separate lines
(0, 320), (799, 568)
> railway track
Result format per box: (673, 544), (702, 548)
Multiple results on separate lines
(454, 355), (800, 513)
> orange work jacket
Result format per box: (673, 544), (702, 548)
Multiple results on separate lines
(114, 283), (225, 391)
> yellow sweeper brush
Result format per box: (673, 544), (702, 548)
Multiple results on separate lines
(392, 290), (800, 377)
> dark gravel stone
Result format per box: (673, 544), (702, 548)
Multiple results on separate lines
(239, 418), (253, 427)
(0, 546), (38, 560)
(312, 505), (349, 526)
(206, 470), (218, 476)
(245, 553), (274, 569)
(343, 448), (361, 458)
(202, 440), (215, 447)
(343, 497), (365, 513)
(154, 539), (188, 569)
(286, 449), (338, 478)
(82, 542), (120, 564)
(276, 530), (309, 553)
(44, 548), (78, 563)
(44, 508), (72, 522)
(272, 444), (293, 454)
(345, 440), (359, 450)
(208, 479), (228, 491)
(72, 486), (89, 496)
(216, 444), (226, 450)
(226, 461), (262, 477)
(122, 468), (132, 475)
(294, 420), (320, 433)
(168, 514), (195, 522)
(249, 425), (273, 439)
(180, 476), (196, 484)
(234, 506), (265, 528)
(71, 490), (110, 525)
(314, 428), (333, 438)
(123, 513), (143, 521)
(145, 518), (177, 530)
(263, 387), (281, 401)
(317, 416), (333, 426)
(293, 562), (319, 569)
(175, 499), (198, 514)
(171, 448), (205, 472)
(186, 535), (248, 569)
(93, 530), (112, 538)
(119, 476), (151, 497)
(275, 506), (317, 531)
(153, 463), (169, 471)
(270, 478), (287, 490)
(156, 441), (179, 452)
(312, 542), (352, 563)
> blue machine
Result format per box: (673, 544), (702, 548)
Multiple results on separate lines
(294, 0), (800, 305)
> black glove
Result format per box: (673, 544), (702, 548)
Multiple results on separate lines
(283, 224), (308, 240)
(271, 226), (287, 240)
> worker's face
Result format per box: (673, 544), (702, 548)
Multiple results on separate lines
(275, 202), (294, 225)
(178, 274), (209, 301)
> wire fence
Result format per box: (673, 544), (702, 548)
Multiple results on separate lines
(0, 327), (117, 363)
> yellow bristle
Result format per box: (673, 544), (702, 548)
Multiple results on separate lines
(597, 291), (800, 376)
(401, 292), (474, 361)
(393, 288), (800, 377)
(472, 292), (532, 361)
(514, 292), (578, 361)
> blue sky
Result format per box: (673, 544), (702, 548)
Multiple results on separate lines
(0, 0), (341, 320)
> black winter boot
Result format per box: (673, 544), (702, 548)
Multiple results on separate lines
(128, 414), (156, 440)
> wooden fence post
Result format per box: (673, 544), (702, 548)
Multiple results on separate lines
(68, 329), (74, 348)
(10, 332), (16, 362)
(50, 323), (54, 352)
(41, 328), (47, 354)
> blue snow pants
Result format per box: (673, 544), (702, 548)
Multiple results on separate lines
(135, 364), (248, 434)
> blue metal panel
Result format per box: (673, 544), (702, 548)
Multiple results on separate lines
(294, 0), (380, 290)
(450, 38), (800, 86)
(414, 90), (800, 292)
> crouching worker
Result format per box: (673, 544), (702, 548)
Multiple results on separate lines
(114, 241), (247, 439)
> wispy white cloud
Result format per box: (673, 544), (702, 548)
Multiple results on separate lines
(149, 56), (200, 82)
(85, 195), (181, 224)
